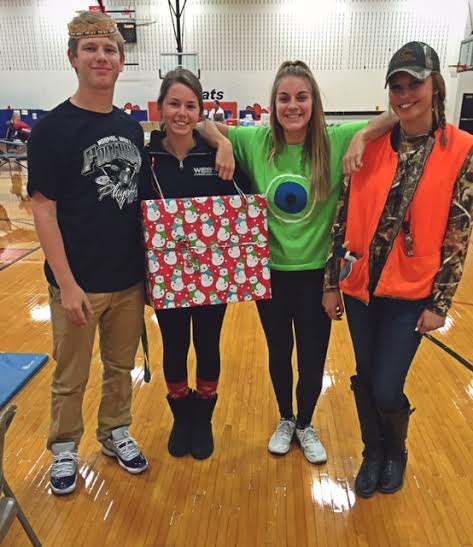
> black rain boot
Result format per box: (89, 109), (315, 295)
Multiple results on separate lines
(167, 392), (193, 457)
(378, 405), (412, 494)
(191, 394), (217, 460)
(351, 375), (384, 498)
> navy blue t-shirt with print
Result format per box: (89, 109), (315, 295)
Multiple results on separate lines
(27, 100), (144, 293)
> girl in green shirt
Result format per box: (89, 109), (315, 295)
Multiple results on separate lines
(201, 61), (395, 463)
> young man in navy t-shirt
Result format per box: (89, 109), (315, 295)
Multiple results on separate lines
(28, 10), (148, 496)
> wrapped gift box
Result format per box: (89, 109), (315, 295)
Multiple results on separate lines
(142, 193), (272, 309)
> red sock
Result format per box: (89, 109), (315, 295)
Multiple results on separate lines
(196, 378), (218, 399)
(167, 380), (189, 399)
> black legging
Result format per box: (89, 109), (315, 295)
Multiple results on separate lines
(155, 304), (227, 383)
(256, 269), (331, 427)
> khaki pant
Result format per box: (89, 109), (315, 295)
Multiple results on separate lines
(47, 282), (144, 449)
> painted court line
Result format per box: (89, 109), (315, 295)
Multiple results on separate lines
(0, 246), (40, 271)
(453, 300), (473, 308)
(425, 334), (473, 373)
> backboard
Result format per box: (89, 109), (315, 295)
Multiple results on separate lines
(159, 52), (200, 79)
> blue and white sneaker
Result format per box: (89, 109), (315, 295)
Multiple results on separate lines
(50, 441), (78, 496)
(102, 426), (148, 474)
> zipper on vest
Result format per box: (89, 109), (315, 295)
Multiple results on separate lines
(177, 152), (213, 170)
(150, 149), (214, 175)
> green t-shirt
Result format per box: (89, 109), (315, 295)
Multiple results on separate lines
(228, 122), (367, 270)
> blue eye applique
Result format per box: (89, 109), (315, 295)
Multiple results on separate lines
(274, 181), (307, 214)
(266, 174), (316, 223)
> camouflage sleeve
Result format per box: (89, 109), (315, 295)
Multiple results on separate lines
(427, 147), (473, 317)
(323, 175), (350, 291)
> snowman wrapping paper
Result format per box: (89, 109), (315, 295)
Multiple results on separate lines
(142, 194), (272, 309)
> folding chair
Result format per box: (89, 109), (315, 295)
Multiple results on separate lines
(0, 139), (28, 172)
(0, 405), (42, 546)
(5, 121), (16, 141)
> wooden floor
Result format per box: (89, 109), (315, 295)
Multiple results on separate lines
(1, 166), (473, 546)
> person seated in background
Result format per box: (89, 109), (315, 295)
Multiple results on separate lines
(9, 112), (32, 142)
(208, 99), (225, 121)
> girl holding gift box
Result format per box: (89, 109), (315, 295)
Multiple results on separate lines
(199, 61), (397, 463)
(140, 68), (250, 461)
(323, 42), (473, 496)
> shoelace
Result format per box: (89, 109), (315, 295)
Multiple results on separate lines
(51, 451), (79, 478)
(297, 426), (319, 447)
(113, 435), (141, 460)
(276, 420), (295, 440)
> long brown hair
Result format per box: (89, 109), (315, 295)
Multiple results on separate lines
(269, 61), (331, 201)
(431, 72), (447, 147)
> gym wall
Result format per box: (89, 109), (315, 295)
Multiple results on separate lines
(0, 0), (468, 121)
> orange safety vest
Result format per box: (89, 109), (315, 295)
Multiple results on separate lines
(340, 124), (473, 303)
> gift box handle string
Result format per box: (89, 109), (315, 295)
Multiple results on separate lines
(148, 156), (247, 205)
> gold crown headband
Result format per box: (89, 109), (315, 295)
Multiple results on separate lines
(68, 19), (118, 38)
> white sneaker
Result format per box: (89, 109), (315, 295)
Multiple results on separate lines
(296, 425), (327, 464)
(268, 418), (296, 454)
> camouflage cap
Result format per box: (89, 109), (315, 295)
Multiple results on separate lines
(385, 41), (440, 87)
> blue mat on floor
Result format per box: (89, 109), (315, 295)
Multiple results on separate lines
(0, 353), (49, 408)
